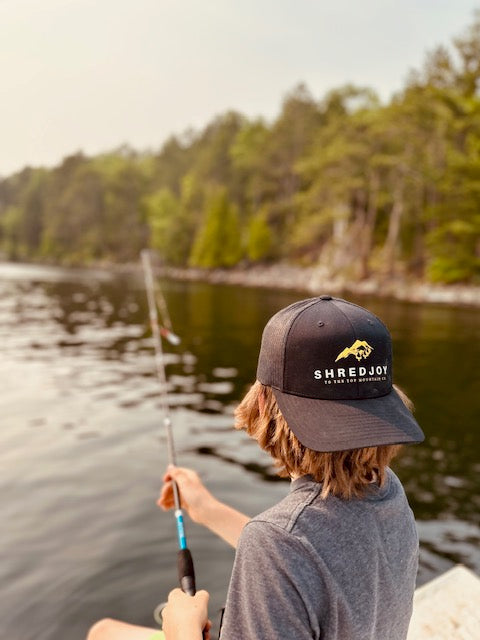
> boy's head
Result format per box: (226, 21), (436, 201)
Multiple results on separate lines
(235, 296), (424, 497)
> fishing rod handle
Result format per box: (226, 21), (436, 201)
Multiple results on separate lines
(178, 547), (196, 596)
(178, 552), (207, 640)
(151, 548), (197, 624)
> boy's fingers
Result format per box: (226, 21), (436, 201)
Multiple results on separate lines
(157, 482), (174, 509)
(166, 465), (198, 483)
(196, 589), (210, 603)
(162, 464), (181, 482)
(158, 482), (170, 501)
(157, 497), (170, 510)
(167, 587), (183, 604)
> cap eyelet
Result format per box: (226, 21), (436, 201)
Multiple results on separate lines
(317, 321), (325, 327)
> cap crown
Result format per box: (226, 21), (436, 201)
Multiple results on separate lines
(257, 297), (393, 401)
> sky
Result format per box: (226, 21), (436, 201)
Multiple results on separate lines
(0, 0), (478, 177)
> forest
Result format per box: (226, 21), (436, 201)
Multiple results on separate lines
(1, 15), (480, 284)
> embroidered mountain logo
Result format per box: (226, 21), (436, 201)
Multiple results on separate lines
(335, 340), (373, 362)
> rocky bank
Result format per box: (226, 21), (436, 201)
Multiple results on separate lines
(160, 263), (480, 307)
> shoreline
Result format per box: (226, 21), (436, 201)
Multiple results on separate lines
(3, 258), (480, 307)
(160, 263), (480, 307)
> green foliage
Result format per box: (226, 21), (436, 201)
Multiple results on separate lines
(247, 209), (273, 262)
(427, 217), (480, 283)
(1, 13), (480, 283)
(1, 206), (23, 259)
(190, 189), (243, 268)
(0, 168), (47, 259)
(143, 188), (180, 259)
(143, 179), (199, 266)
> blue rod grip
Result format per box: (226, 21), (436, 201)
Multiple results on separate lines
(175, 509), (187, 550)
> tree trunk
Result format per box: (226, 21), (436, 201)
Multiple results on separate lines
(383, 172), (405, 277)
(359, 170), (380, 279)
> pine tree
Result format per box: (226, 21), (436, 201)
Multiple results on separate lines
(190, 189), (243, 268)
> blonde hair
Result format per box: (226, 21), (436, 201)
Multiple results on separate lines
(234, 381), (412, 499)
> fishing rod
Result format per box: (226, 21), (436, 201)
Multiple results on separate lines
(140, 250), (197, 622)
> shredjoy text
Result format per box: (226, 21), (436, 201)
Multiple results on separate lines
(314, 365), (388, 380)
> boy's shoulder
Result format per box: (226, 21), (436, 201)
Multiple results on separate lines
(249, 468), (404, 536)
(249, 475), (325, 534)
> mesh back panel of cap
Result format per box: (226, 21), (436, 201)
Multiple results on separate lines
(257, 299), (318, 388)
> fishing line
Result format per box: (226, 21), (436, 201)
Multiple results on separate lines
(154, 277), (180, 346)
(140, 249), (197, 625)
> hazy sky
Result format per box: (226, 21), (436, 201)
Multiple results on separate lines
(0, 0), (478, 177)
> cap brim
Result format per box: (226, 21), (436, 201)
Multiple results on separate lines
(272, 387), (425, 452)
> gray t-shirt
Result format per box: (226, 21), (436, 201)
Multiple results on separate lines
(220, 469), (418, 639)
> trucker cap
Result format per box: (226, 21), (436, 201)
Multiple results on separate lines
(256, 296), (425, 452)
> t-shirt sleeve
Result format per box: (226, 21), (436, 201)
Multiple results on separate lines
(219, 519), (323, 640)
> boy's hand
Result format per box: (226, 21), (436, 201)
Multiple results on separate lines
(157, 465), (214, 526)
(158, 464), (250, 547)
(162, 588), (211, 640)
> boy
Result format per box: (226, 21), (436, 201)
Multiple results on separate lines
(88, 295), (424, 640)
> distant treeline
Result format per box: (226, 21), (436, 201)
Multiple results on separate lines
(1, 15), (480, 284)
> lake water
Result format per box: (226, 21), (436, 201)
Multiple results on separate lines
(1, 262), (479, 640)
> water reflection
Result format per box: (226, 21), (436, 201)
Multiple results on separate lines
(1, 262), (479, 640)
